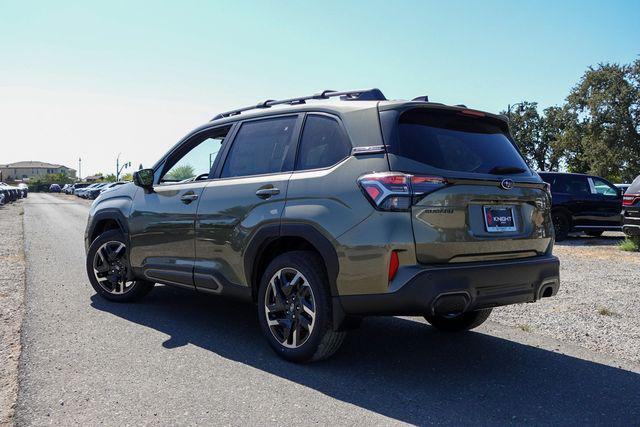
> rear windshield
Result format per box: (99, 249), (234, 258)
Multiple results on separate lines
(628, 175), (640, 194)
(391, 109), (528, 175)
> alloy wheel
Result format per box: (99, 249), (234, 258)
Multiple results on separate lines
(264, 268), (316, 349)
(92, 241), (135, 294)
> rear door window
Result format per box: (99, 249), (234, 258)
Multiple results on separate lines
(391, 109), (529, 175)
(296, 115), (351, 170)
(553, 175), (590, 195)
(221, 116), (298, 178)
(589, 177), (618, 197)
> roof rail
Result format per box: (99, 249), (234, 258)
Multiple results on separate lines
(211, 88), (386, 121)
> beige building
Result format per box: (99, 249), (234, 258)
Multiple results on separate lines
(0, 161), (77, 181)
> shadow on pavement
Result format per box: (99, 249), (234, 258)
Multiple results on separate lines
(91, 286), (639, 424)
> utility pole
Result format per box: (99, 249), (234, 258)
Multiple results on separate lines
(116, 153), (131, 181)
(78, 157), (82, 181)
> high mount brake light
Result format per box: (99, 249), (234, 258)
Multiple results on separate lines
(459, 109), (485, 117)
(358, 172), (447, 211)
(623, 194), (640, 207)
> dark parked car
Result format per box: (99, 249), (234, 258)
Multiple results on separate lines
(85, 89), (560, 362)
(49, 184), (61, 193)
(538, 172), (622, 241)
(84, 183), (109, 199)
(622, 175), (640, 237)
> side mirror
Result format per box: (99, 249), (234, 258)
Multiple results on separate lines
(133, 169), (154, 189)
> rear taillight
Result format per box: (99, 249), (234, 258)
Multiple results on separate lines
(623, 194), (640, 206)
(358, 172), (447, 211)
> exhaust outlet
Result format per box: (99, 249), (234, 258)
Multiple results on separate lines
(432, 292), (470, 316)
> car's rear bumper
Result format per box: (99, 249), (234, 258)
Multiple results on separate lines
(623, 209), (640, 236)
(338, 255), (560, 316)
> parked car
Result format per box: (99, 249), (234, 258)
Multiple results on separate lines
(622, 175), (640, 237)
(61, 184), (72, 194)
(538, 172), (622, 241)
(49, 184), (61, 193)
(74, 183), (94, 197)
(1, 182), (19, 202)
(17, 183), (28, 198)
(85, 88), (560, 362)
(615, 183), (631, 194)
(84, 183), (109, 199)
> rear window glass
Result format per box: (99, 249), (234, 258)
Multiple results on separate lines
(393, 109), (528, 174)
(628, 175), (640, 194)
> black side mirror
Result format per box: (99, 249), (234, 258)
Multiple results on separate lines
(133, 168), (154, 189)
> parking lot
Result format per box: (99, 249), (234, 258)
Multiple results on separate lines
(2, 194), (639, 424)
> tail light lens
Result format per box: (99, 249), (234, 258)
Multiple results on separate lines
(623, 194), (640, 206)
(358, 172), (447, 211)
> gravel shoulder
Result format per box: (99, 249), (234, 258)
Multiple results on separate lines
(0, 201), (26, 425)
(493, 232), (640, 363)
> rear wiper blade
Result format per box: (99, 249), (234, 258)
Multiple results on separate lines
(488, 166), (527, 175)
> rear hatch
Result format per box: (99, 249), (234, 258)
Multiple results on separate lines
(379, 105), (552, 264)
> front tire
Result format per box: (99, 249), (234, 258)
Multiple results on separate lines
(258, 251), (345, 363)
(86, 229), (154, 302)
(425, 309), (492, 332)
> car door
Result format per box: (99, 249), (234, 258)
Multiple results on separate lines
(194, 114), (302, 294)
(128, 126), (231, 289)
(588, 176), (623, 227)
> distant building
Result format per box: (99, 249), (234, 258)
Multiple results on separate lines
(0, 161), (77, 181)
(84, 174), (104, 182)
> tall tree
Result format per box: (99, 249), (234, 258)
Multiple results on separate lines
(502, 102), (564, 171)
(562, 60), (640, 182)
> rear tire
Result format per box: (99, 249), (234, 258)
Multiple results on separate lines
(257, 251), (346, 363)
(86, 229), (154, 302)
(425, 308), (492, 332)
(585, 230), (604, 237)
(551, 211), (570, 241)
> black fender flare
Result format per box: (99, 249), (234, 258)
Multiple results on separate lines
(243, 222), (340, 298)
(87, 209), (130, 248)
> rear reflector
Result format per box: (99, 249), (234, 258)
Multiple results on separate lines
(388, 251), (399, 281)
(623, 194), (640, 206)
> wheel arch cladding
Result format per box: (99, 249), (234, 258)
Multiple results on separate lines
(244, 223), (340, 301)
(88, 209), (129, 245)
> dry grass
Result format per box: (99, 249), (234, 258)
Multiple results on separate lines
(517, 324), (533, 333)
(597, 307), (616, 316)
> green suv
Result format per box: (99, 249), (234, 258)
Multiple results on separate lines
(85, 89), (560, 362)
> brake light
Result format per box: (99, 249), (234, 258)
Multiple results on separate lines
(623, 194), (640, 206)
(388, 251), (399, 281)
(358, 172), (447, 211)
(459, 109), (485, 117)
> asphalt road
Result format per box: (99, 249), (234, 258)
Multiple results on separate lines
(16, 193), (640, 425)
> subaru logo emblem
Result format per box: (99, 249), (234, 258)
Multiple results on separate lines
(500, 179), (514, 190)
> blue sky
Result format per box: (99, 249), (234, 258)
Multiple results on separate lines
(1, 0), (638, 176)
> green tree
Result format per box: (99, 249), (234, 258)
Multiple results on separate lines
(165, 164), (194, 181)
(502, 102), (564, 171)
(562, 60), (640, 182)
(103, 174), (117, 183)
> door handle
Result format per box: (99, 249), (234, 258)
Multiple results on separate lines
(255, 187), (280, 199)
(181, 193), (199, 204)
